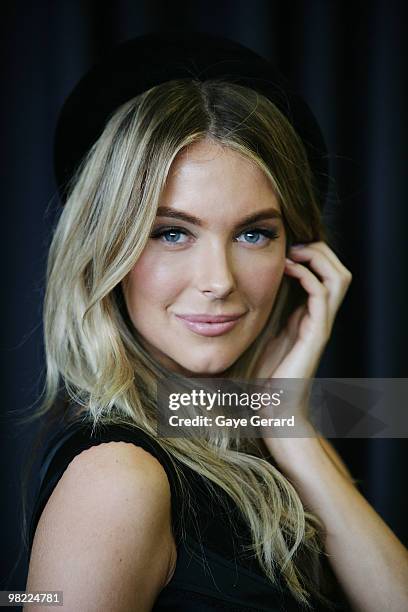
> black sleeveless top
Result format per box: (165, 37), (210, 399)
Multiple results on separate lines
(28, 420), (349, 611)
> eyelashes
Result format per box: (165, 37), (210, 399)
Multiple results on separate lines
(150, 225), (280, 247)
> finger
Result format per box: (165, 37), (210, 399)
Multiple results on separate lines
(288, 245), (342, 286)
(284, 259), (329, 331)
(288, 245), (351, 305)
(312, 242), (353, 281)
(291, 241), (352, 280)
(285, 254), (345, 321)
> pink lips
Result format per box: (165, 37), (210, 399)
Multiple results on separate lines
(175, 313), (245, 337)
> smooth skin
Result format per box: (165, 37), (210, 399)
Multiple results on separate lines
(25, 443), (177, 611)
(26, 140), (408, 610)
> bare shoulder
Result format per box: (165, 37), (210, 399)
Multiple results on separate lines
(25, 441), (177, 612)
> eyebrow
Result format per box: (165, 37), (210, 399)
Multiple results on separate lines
(156, 206), (282, 229)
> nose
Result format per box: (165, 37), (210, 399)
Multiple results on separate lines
(195, 242), (236, 299)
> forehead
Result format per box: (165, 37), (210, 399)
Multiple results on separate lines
(160, 140), (280, 220)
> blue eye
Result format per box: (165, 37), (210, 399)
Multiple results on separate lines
(155, 229), (185, 244)
(237, 229), (279, 244)
(150, 226), (280, 246)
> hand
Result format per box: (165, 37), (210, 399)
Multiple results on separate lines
(253, 241), (352, 426)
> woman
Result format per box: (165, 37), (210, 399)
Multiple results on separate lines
(23, 33), (408, 611)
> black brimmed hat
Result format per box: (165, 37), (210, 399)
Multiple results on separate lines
(54, 31), (329, 208)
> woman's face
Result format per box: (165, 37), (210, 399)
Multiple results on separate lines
(122, 140), (287, 377)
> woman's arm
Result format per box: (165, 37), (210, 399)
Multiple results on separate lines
(318, 436), (355, 481)
(254, 241), (408, 609)
(25, 441), (177, 612)
(264, 429), (408, 612)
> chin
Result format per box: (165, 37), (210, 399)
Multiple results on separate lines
(178, 354), (237, 378)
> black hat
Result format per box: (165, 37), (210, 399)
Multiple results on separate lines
(54, 31), (329, 208)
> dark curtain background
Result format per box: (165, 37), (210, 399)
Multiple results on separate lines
(1, 0), (407, 592)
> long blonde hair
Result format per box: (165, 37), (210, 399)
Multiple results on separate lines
(22, 79), (331, 605)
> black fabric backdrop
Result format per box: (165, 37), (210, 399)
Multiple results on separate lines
(1, 0), (407, 592)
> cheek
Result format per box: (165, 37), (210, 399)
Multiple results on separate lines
(126, 251), (185, 305)
(243, 257), (285, 307)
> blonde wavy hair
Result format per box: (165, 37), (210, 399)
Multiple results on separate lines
(21, 79), (333, 606)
